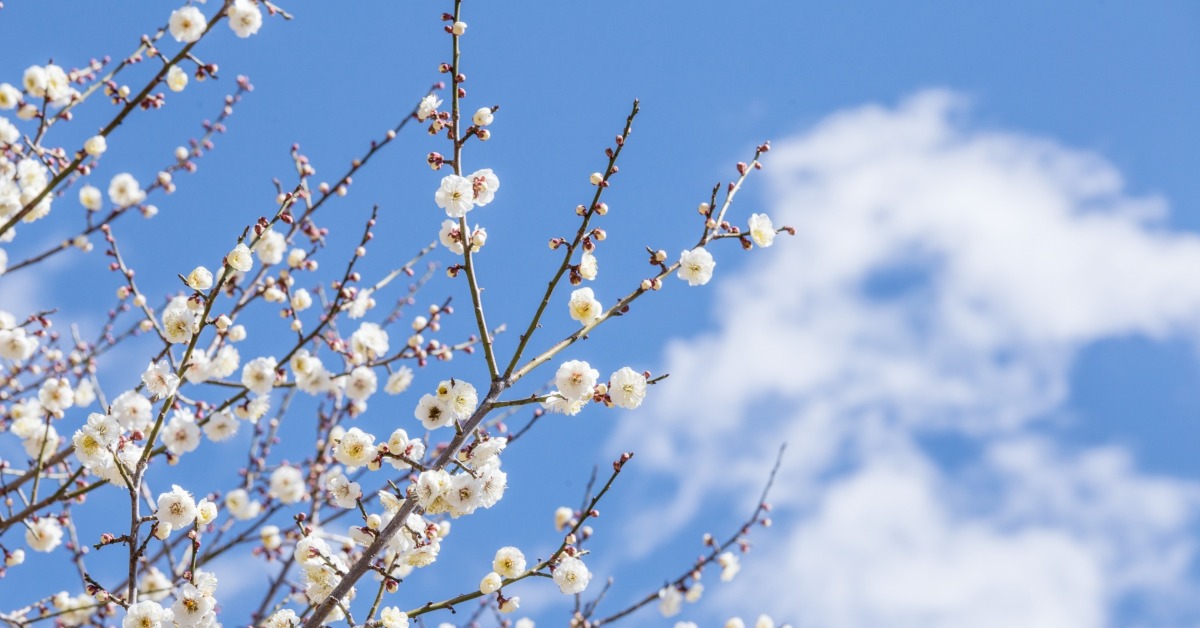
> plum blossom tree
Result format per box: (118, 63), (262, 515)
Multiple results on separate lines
(0, 1), (790, 627)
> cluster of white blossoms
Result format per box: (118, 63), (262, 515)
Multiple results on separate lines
(169, 1), (263, 43)
(414, 378), (478, 429)
(543, 360), (648, 415)
(21, 63), (76, 106)
(162, 295), (200, 344)
(0, 153), (54, 249)
(285, 501), (448, 623)
(120, 570), (220, 628)
(72, 412), (129, 484)
(45, 591), (95, 627)
(0, 1), (792, 624)
(412, 434), (507, 518)
(438, 219), (487, 255)
(0, 312), (39, 359)
(717, 550), (742, 581)
(657, 551), (749, 620)
(434, 168), (500, 217)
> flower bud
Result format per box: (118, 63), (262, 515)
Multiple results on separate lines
(480, 571), (502, 594)
(472, 107), (493, 127)
(187, 266), (213, 291)
(84, 135), (107, 156)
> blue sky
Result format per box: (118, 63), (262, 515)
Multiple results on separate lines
(2, 2), (1199, 627)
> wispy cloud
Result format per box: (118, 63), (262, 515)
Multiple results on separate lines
(610, 90), (1200, 626)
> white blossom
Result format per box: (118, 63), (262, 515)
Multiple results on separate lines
(718, 551), (741, 581)
(327, 473), (362, 509)
(579, 251), (598, 280)
(439, 379), (477, 421)
(658, 586), (683, 617)
(350, 322), (389, 363)
(241, 356), (277, 395)
(167, 65), (188, 92)
(79, 185), (102, 211)
(43, 65), (71, 104)
(480, 571), (502, 594)
(344, 366), (378, 401)
(141, 360), (180, 399)
(260, 524), (282, 550)
(187, 266), (213, 291)
(161, 297), (196, 344)
(269, 465), (306, 504)
(0, 83), (19, 109)
(37, 377), (74, 415)
(196, 499), (218, 525)
(385, 366), (414, 395)
(163, 410), (201, 456)
(748, 213), (776, 248)
(22, 66), (46, 97)
(254, 229), (286, 265)
(567, 287), (603, 325)
(227, 0), (263, 38)
(225, 488), (262, 520)
(553, 555), (591, 594)
(74, 379), (95, 408)
(542, 394), (588, 416)
(385, 428), (424, 471)
(138, 567), (172, 602)
(435, 174), (475, 217)
(172, 584), (215, 626)
(555, 360), (599, 401)
(469, 168), (500, 206)
(108, 173), (146, 208)
(25, 517), (63, 552)
(0, 326), (38, 360)
(0, 118), (16, 146)
(156, 485), (197, 528)
(608, 367), (647, 409)
(122, 600), (166, 628)
(291, 288), (312, 311)
(226, 242), (253, 272)
(83, 135), (107, 156)
(263, 610), (300, 628)
(554, 506), (574, 531)
(345, 288), (375, 318)
(334, 427), (376, 469)
(415, 393), (452, 430)
(678, 247), (716, 286)
(438, 219), (466, 255)
(493, 546), (526, 579)
(472, 107), (494, 127)
(111, 390), (153, 432)
(169, 6), (207, 43)
(416, 94), (442, 121)
(203, 409), (239, 442)
(380, 608), (408, 628)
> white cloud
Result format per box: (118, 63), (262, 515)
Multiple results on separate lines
(609, 90), (1200, 625)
